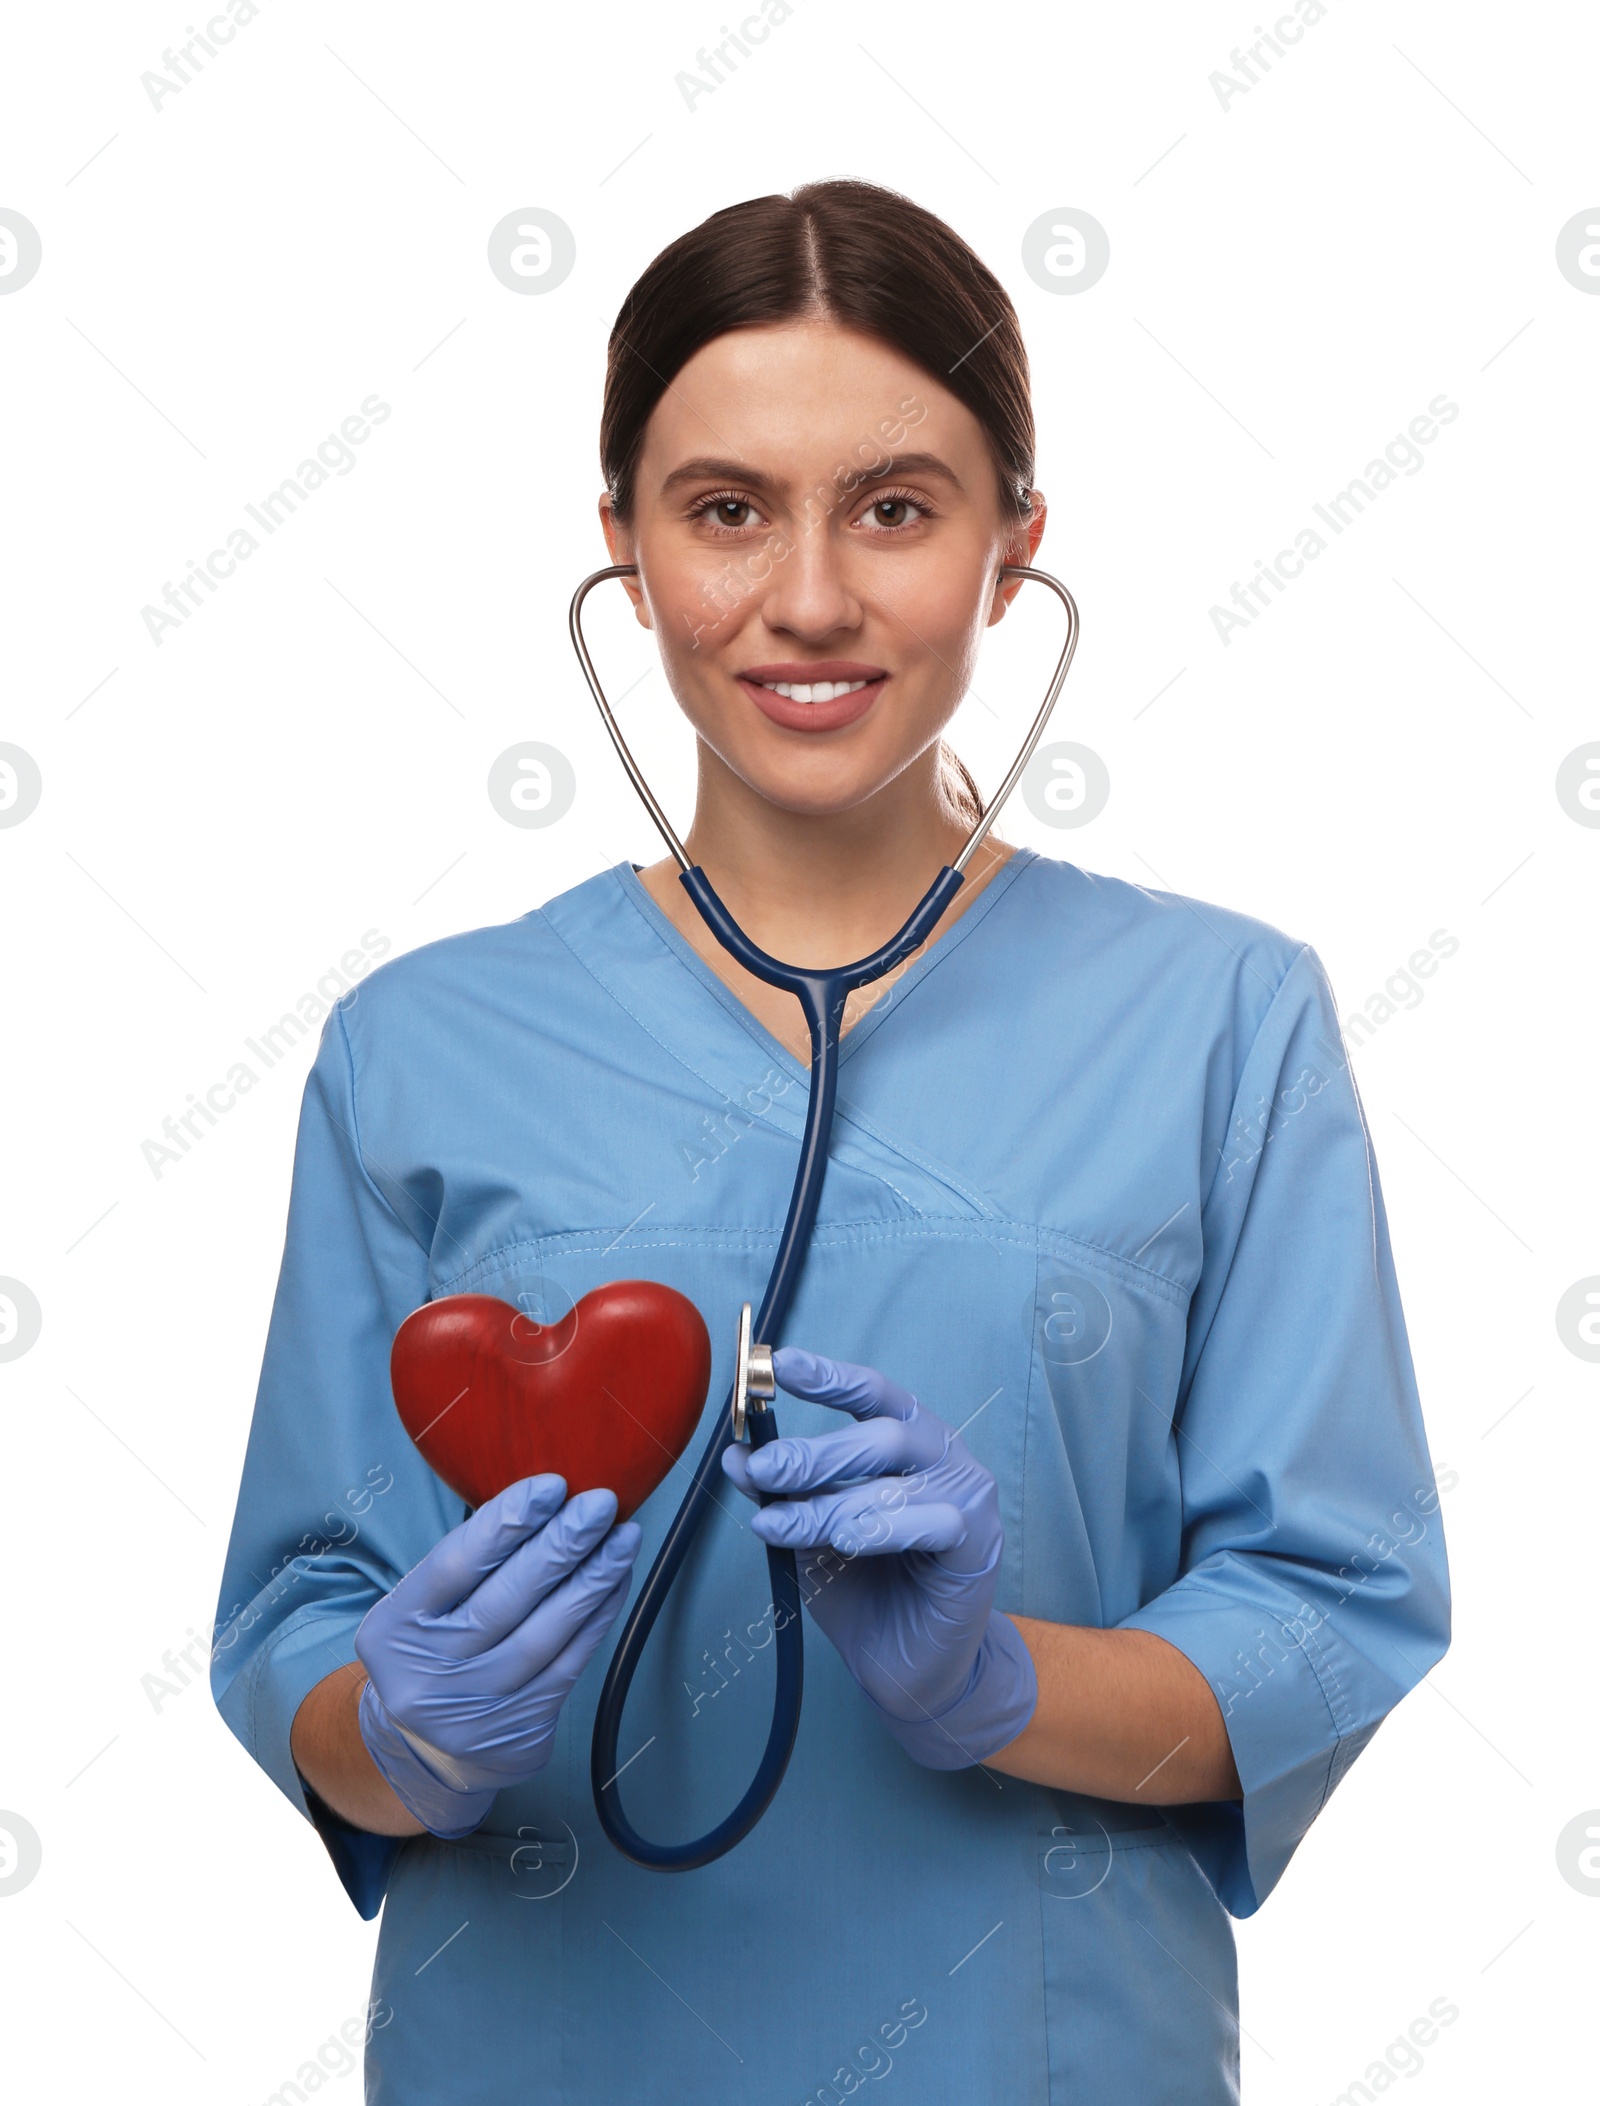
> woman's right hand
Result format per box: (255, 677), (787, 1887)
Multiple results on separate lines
(354, 1476), (641, 1837)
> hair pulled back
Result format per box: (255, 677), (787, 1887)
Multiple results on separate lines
(602, 179), (1034, 522)
(600, 180), (1038, 825)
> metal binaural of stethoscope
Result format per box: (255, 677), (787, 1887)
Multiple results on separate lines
(570, 560), (1079, 1870)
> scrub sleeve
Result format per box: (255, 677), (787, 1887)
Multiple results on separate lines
(1118, 945), (1450, 1914)
(209, 998), (442, 1915)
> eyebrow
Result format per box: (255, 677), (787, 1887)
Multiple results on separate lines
(658, 450), (967, 497)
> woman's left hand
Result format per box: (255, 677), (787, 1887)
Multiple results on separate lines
(720, 1346), (1037, 1769)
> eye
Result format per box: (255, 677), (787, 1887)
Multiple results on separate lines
(852, 488), (932, 533)
(687, 490), (766, 533)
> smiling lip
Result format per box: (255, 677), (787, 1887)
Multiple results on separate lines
(737, 661), (889, 734)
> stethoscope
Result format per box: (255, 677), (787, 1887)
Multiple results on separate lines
(568, 561), (1079, 1869)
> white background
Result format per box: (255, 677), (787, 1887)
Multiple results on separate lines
(2, 1), (1596, 2097)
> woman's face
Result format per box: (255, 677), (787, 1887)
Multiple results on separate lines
(601, 321), (1045, 820)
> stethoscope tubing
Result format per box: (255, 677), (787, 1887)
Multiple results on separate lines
(574, 563), (1078, 1869)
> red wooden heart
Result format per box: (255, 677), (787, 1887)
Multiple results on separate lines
(390, 1280), (713, 1520)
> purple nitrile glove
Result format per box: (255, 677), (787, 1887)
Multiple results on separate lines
(354, 1475), (640, 1837)
(721, 1347), (1037, 1769)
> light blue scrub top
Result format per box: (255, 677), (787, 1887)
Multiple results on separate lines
(212, 847), (1450, 2104)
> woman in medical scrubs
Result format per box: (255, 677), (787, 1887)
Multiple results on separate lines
(213, 180), (1450, 2103)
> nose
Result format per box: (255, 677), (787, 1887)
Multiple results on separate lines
(755, 518), (863, 643)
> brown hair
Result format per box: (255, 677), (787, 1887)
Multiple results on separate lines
(599, 180), (1038, 827)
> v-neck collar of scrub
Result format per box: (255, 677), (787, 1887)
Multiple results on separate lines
(611, 844), (1041, 1084)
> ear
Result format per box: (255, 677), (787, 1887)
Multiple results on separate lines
(987, 493), (1049, 626)
(597, 495), (653, 630)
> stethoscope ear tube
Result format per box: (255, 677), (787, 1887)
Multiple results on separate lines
(574, 561), (1079, 1869)
(568, 563), (1080, 881)
(953, 565), (1080, 873)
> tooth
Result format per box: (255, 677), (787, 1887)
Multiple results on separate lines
(757, 677), (872, 703)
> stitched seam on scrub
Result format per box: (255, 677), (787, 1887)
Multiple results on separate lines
(1255, 1588), (1350, 1809)
(243, 1599), (360, 1793)
(858, 1163), (923, 1213)
(1020, 1253), (1056, 2095)
(1134, 1573), (1345, 1772)
(1044, 1832), (1178, 1856)
(441, 1227), (795, 1293)
(832, 843), (1041, 1064)
(1193, 943), (1312, 1246)
(543, 886), (1203, 1290)
(538, 902), (801, 1131)
(1019, 1247), (1039, 1619)
(826, 1094), (1014, 1222)
(336, 1001), (435, 1257)
(1034, 1224), (1192, 1307)
(440, 1220), (1054, 1296)
(612, 874), (1013, 1225)
(819, 860), (1064, 1221)
(436, 1218), (1191, 1306)
(539, 899), (975, 1221)
(607, 863), (1029, 1225)
(611, 847), (1034, 1081)
(1293, 1616), (1359, 1814)
(609, 865), (813, 1087)
(436, 1217), (1047, 1291)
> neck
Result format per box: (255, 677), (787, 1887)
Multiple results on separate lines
(673, 741), (1002, 968)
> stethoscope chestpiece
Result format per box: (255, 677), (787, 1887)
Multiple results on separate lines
(731, 1300), (775, 1441)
